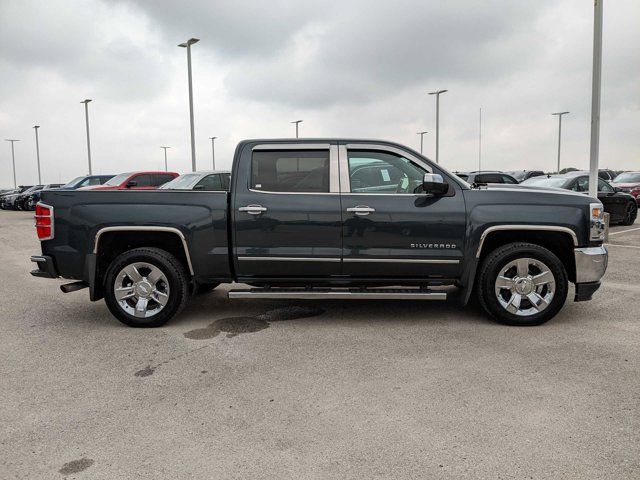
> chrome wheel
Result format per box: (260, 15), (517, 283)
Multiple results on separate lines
(113, 262), (170, 318)
(494, 257), (555, 317)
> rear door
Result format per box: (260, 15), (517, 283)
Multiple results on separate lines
(338, 143), (466, 279)
(232, 143), (342, 278)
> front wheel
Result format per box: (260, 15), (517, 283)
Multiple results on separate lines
(104, 247), (190, 327)
(621, 201), (637, 226)
(477, 242), (568, 326)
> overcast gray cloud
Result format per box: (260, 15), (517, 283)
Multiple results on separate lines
(0, 0), (638, 188)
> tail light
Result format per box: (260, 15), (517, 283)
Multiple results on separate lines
(35, 203), (54, 240)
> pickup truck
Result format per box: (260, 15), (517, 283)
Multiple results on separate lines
(30, 139), (608, 328)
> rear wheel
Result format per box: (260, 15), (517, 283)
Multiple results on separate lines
(477, 242), (568, 326)
(104, 248), (190, 327)
(621, 201), (637, 226)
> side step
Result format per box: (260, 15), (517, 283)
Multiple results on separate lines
(228, 288), (446, 300)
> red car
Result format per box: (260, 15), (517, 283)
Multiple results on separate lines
(611, 171), (640, 205)
(78, 171), (179, 191)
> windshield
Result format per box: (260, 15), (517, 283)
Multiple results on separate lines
(104, 173), (132, 186)
(613, 172), (640, 183)
(507, 171), (527, 182)
(521, 176), (568, 188)
(159, 174), (199, 189)
(62, 176), (85, 188)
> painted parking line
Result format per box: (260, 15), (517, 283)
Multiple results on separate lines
(609, 226), (640, 236)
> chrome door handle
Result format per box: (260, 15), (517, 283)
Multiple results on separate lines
(347, 205), (376, 216)
(239, 204), (267, 215)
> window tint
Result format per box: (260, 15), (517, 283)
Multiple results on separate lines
(194, 174), (223, 191)
(347, 150), (427, 194)
(475, 173), (503, 184)
(132, 174), (153, 187)
(251, 150), (330, 193)
(154, 174), (176, 186)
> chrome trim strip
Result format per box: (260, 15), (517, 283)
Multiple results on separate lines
(338, 145), (351, 193)
(93, 226), (194, 275)
(238, 256), (341, 263)
(476, 225), (579, 258)
(574, 246), (608, 283)
(252, 143), (332, 150)
(228, 290), (447, 300)
(343, 258), (460, 264)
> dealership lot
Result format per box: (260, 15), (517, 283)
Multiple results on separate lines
(1, 210), (638, 479)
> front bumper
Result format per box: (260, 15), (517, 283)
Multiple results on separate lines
(30, 255), (59, 278)
(573, 246), (608, 302)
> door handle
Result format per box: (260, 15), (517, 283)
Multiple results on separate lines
(347, 205), (376, 216)
(239, 204), (267, 215)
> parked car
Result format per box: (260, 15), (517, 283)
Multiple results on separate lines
(22, 184), (64, 211)
(521, 171), (637, 225)
(505, 170), (545, 183)
(159, 171), (230, 191)
(59, 175), (115, 190)
(31, 139), (608, 329)
(1, 185), (43, 210)
(78, 171), (178, 191)
(456, 171), (519, 185)
(598, 169), (618, 181)
(611, 171), (640, 205)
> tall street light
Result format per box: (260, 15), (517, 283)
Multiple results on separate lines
(478, 108), (482, 171)
(178, 38), (200, 172)
(209, 137), (217, 170)
(588, 0), (604, 198)
(33, 125), (42, 184)
(291, 120), (303, 138)
(5, 139), (19, 188)
(552, 111), (570, 173)
(416, 131), (428, 154)
(428, 89), (448, 163)
(160, 146), (171, 171)
(80, 99), (92, 174)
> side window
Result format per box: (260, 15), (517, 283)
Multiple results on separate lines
(87, 177), (102, 186)
(78, 178), (92, 187)
(133, 174), (153, 187)
(251, 150), (330, 193)
(598, 179), (613, 193)
(347, 150), (427, 194)
(154, 174), (176, 186)
(572, 177), (589, 192)
(475, 173), (502, 184)
(194, 174), (223, 191)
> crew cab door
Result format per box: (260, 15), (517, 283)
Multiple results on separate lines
(338, 143), (466, 279)
(232, 143), (342, 278)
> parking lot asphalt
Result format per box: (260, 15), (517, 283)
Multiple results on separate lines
(0, 210), (638, 479)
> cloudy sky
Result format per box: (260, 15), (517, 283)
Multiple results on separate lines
(0, 0), (638, 187)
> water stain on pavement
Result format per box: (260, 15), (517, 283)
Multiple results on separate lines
(59, 458), (94, 475)
(183, 306), (325, 340)
(134, 366), (155, 377)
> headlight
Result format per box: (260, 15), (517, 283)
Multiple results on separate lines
(590, 202), (605, 241)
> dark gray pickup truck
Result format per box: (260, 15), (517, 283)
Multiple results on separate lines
(31, 139), (608, 327)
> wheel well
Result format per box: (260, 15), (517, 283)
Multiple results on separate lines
(477, 230), (576, 282)
(95, 231), (192, 288)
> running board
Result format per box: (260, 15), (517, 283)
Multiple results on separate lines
(228, 288), (446, 300)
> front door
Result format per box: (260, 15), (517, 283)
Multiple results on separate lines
(339, 143), (466, 279)
(232, 143), (342, 278)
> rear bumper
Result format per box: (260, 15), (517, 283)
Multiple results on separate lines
(30, 255), (59, 278)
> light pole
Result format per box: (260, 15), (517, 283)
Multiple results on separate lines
(291, 120), (303, 138)
(552, 111), (570, 173)
(428, 89), (448, 163)
(80, 99), (92, 174)
(478, 108), (482, 171)
(5, 139), (19, 188)
(209, 137), (217, 170)
(160, 146), (171, 171)
(178, 38), (200, 172)
(33, 125), (41, 184)
(589, 0), (603, 198)
(416, 131), (428, 154)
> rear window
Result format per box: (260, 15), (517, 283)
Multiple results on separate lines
(251, 150), (330, 193)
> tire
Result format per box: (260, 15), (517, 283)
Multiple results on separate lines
(194, 282), (220, 295)
(477, 242), (568, 326)
(621, 201), (637, 226)
(104, 247), (190, 327)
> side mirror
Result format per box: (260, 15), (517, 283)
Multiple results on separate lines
(423, 173), (448, 195)
(126, 180), (137, 188)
